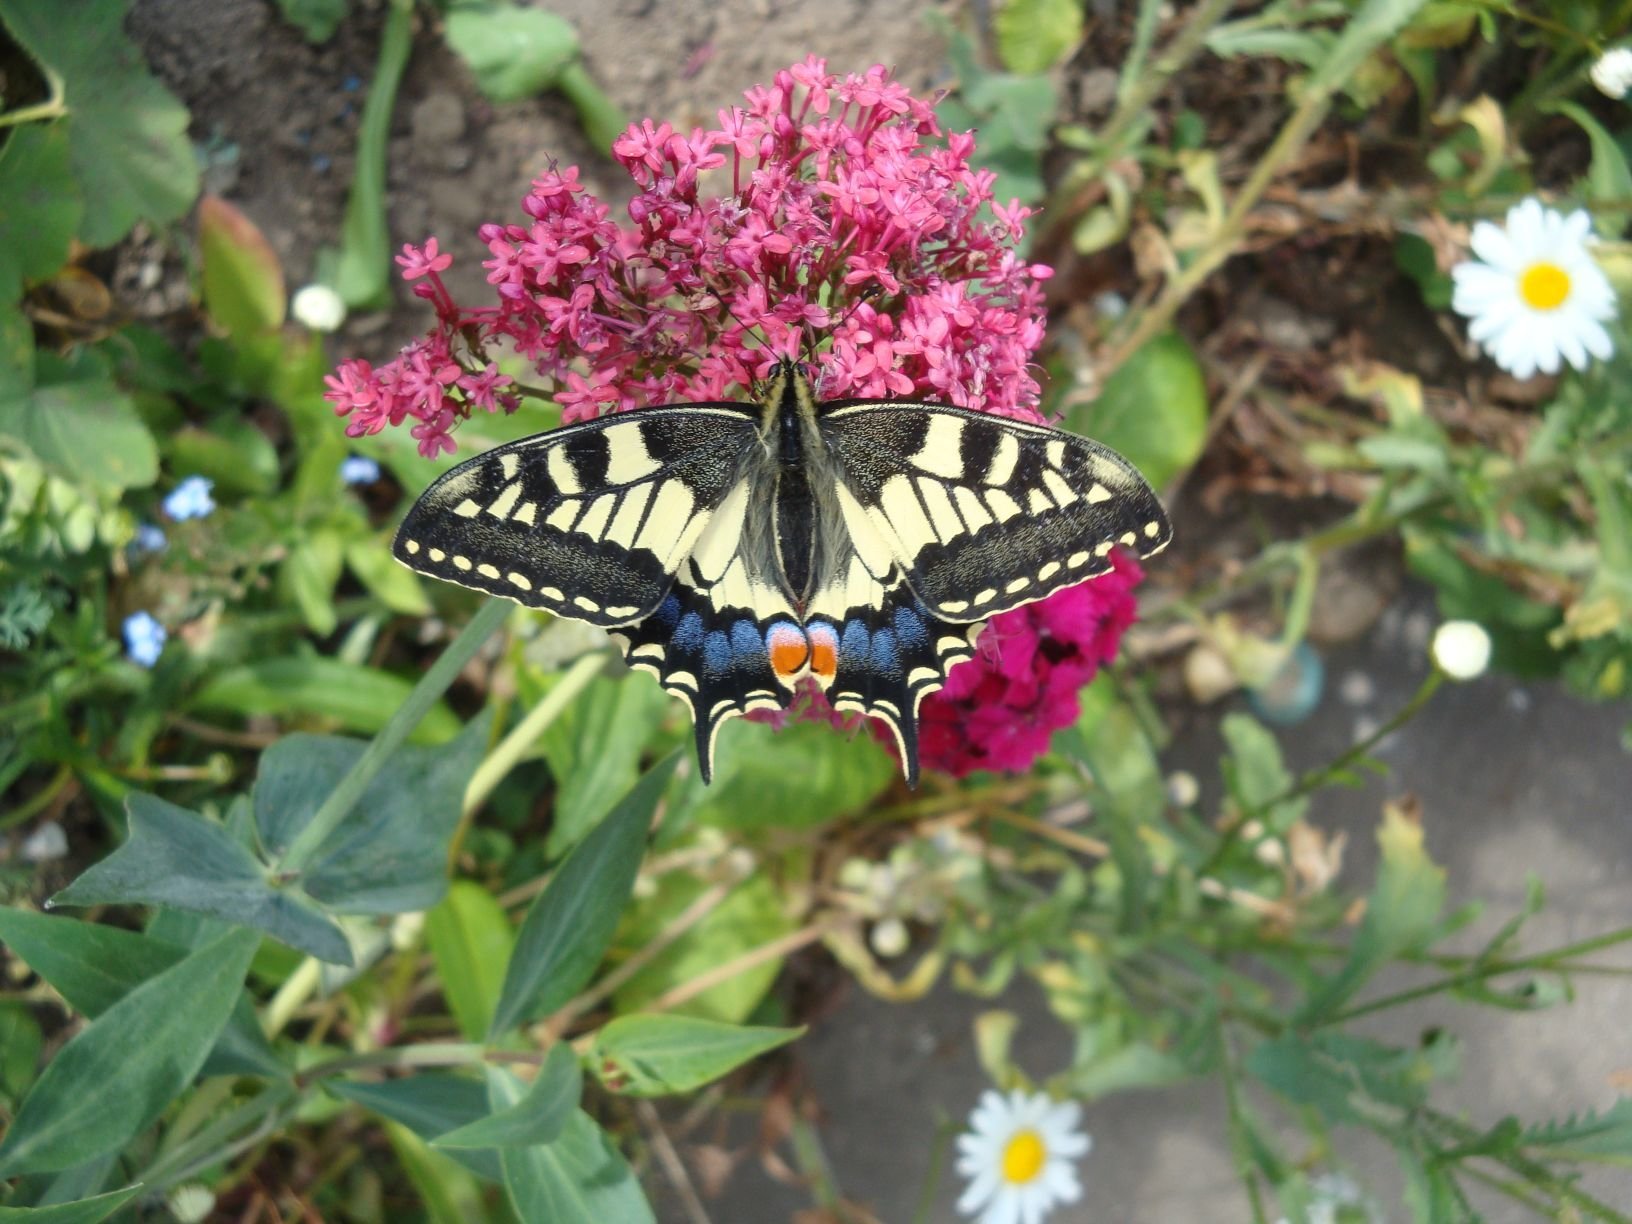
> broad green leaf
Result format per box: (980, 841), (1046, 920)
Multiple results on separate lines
(1249, 1031), (1454, 1127)
(280, 528), (345, 637)
(490, 753), (677, 1037)
(0, 1002), (42, 1103)
(425, 881), (515, 1041)
(1219, 713), (1307, 832)
(0, 908), (283, 1079)
(589, 1015), (801, 1097)
(554, 61), (628, 153)
(697, 717), (895, 831)
(1546, 102), (1632, 236)
(1067, 331), (1208, 490)
(254, 713), (490, 914)
(346, 537), (432, 616)
(612, 871), (792, 1024)
(0, 0), (198, 247)
(445, 5), (579, 102)
(1304, 0), (1432, 95)
(0, 1185), (142, 1223)
(0, 123), (82, 304)
(191, 656), (462, 742)
(434, 1043), (581, 1148)
(539, 674), (670, 855)
(1063, 1041), (1189, 1099)
(0, 357), (157, 492)
(487, 1071), (654, 1224)
(51, 792), (352, 966)
(197, 196), (287, 338)
(0, 928), (259, 1177)
(383, 1122), (496, 1224)
(994, 0), (1083, 74)
(275, 0), (348, 43)
(328, 1075), (501, 1182)
(1296, 801), (1446, 1023)
(164, 418), (281, 496)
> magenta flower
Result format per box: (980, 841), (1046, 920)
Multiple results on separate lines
(333, 58), (1144, 778)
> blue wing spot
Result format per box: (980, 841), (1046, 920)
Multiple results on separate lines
(870, 628), (899, 674)
(839, 619), (872, 669)
(652, 594), (682, 628)
(730, 618), (765, 659)
(892, 605), (929, 652)
(702, 630), (733, 678)
(674, 611), (705, 652)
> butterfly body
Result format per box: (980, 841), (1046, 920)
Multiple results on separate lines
(394, 359), (1172, 784)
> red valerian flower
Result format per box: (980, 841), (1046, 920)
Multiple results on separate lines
(328, 57), (1143, 777)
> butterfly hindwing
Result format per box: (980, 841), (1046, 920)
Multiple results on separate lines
(393, 405), (760, 626)
(818, 401), (1172, 623)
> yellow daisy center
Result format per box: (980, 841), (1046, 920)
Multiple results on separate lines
(1001, 1129), (1047, 1184)
(1518, 261), (1571, 311)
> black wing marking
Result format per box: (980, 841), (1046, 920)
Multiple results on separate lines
(818, 401), (1172, 623)
(393, 404), (760, 627)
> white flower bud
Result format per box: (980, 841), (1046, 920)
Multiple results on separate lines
(168, 1183), (216, 1224)
(1591, 48), (1632, 99)
(869, 916), (910, 958)
(1431, 620), (1492, 681)
(292, 283), (347, 332)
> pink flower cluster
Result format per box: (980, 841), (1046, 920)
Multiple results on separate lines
(915, 553), (1144, 777)
(324, 58), (1053, 455)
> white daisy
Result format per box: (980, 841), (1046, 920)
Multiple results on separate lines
(1591, 47), (1632, 99)
(956, 1088), (1091, 1224)
(1450, 197), (1618, 379)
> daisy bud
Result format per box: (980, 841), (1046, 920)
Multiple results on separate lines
(292, 283), (347, 332)
(869, 916), (910, 958)
(1431, 620), (1492, 681)
(1591, 47), (1632, 99)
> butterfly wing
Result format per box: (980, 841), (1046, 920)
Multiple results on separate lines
(393, 405), (761, 627)
(818, 401), (1172, 622)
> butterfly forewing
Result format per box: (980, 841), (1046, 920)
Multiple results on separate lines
(818, 401), (1172, 622)
(393, 405), (761, 627)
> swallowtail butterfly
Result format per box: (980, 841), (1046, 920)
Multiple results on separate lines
(394, 359), (1172, 784)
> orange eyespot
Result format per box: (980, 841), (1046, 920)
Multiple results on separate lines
(767, 625), (810, 680)
(808, 625), (839, 683)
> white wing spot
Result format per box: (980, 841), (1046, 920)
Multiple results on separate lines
(546, 500), (581, 531)
(453, 498), (481, 518)
(1096, 540), (1115, 556)
(1046, 439), (1067, 469)
(1038, 561), (1061, 582)
(514, 501), (538, 526)
(878, 474), (937, 556)
(507, 572), (532, 591)
(1087, 484), (1113, 504)
(605, 481), (655, 548)
(605, 605), (639, 620)
(985, 433), (1020, 485)
(1027, 487), (1054, 515)
(916, 477), (964, 543)
(985, 489), (1022, 522)
(636, 480), (698, 561)
(452, 555), (473, 571)
(1042, 469), (1078, 506)
(973, 587), (998, 605)
(907, 415), (968, 479)
(953, 486), (993, 531)
(486, 481), (523, 519)
(1120, 531), (1137, 546)
(573, 595), (601, 612)
(1145, 520), (1162, 537)
(428, 548), (445, 562)
(941, 599), (969, 615)
(1067, 551), (1090, 568)
(477, 563), (500, 579)
(604, 423), (661, 484)
(403, 539), (421, 554)
(499, 453), (520, 479)
(1005, 576), (1030, 594)
(541, 586), (565, 601)
(547, 446), (582, 494)
(575, 493), (618, 539)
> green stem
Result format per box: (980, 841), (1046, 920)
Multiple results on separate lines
(136, 1083), (297, 1191)
(276, 599), (510, 875)
(1328, 924), (1632, 1024)
(1216, 1018), (1272, 1224)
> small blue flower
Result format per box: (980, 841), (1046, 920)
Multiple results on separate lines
(123, 611), (167, 668)
(129, 523), (168, 556)
(341, 455), (381, 485)
(163, 476), (215, 521)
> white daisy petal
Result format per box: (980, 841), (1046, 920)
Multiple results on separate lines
(986, 1192), (1022, 1224)
(1467, 220), (1515, 269)
(955, 1087), (1093, 1224)
(1580, 317), (1615, 360)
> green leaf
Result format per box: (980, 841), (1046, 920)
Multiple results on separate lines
(51, 792), (352, 965)
(490, 753), (677, 1037)
(197, 196), (287, 338)
(1067, 331), (1208, 490)
(0, 123), (82, 304)
(0, 1002), (42, 1104)
(426, 881), (516, 1041)
(383, 1123), (496, 1224)
(1304, 0), (1432, 96)
(254, 712), (490, 914)
(280, 529), (344, 636)
(0, 357), (158, 492)
(1296, 801), (1447, 1023)
(1064, 1041), (1189, 1098)
(444, 4), (579, 103)
(434, 1043), (581, 1148)
(554, 60), (627, 153)
(346, 536), (432, 616)
(1219, 713), (1307, 832)
(0, 1185), (143, 1223)
(1519, 1098), (1632, 1162)
(329, 1075), (502, 1182)
(538, 675), (672, 855)
(612, 871), (791, 1024)
(164, 417), (281, 496)
(0, 908), (283, 1079)
(487, 1071), (654, 1224)
(1546, 102), (1632, 237)
(191, 656), (463, 742)
(697, 717), (895, 831)
(0, 0), (198, 247)
(993, 0), (1083, 74)
(0, 928), (259, 1177)
(275, 0), (348, 42)
(589, 1015), (801, 1097)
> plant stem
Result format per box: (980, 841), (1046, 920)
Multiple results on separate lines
(277, 598), (511, 876)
